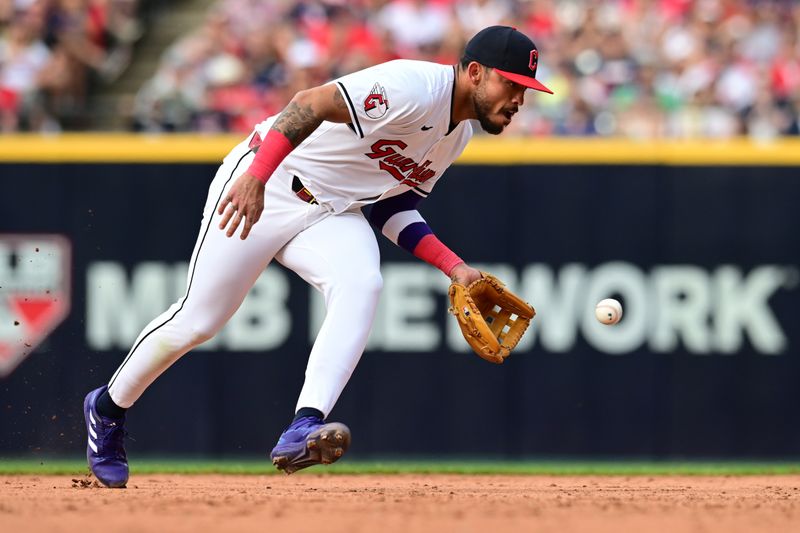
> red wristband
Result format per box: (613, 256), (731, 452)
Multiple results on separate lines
(412, 234), (464, 277)
(247, 129), (294, 184)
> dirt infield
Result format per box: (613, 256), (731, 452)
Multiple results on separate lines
(1, 474), (799, 533)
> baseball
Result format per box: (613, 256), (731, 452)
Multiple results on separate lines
(595, 298), (623, 325)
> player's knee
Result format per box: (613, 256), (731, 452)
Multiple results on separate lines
(361, 269), (384, 296)
(373, 267), (385, 288)
(186, 322), (220, 346)
(338, 269), (383, 297)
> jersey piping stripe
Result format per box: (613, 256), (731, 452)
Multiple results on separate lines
(336, 82), (363, 138)
(107, 148), (252, 390)
(412, 187), (429, 197)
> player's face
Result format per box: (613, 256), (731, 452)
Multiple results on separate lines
(472, 68), (527, 135)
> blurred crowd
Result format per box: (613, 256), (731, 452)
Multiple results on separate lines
(0, 0), (140, 131)
(132, 0), (800, 138)
(3, 0), (798, 137)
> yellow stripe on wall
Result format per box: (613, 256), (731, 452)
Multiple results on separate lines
(0, 134), (241, 163)
(0, 134), (799, 165)
(461, 137), (800, 166)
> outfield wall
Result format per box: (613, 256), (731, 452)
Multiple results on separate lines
(1, 136), (799, 458)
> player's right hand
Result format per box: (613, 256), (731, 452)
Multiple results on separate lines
(217, 172), (265, 240)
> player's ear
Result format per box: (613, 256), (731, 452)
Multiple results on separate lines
(467, 61), (484, 85)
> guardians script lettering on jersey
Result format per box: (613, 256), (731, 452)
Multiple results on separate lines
(365, 140), (436, 186)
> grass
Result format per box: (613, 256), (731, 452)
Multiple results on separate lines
(2, 458), (800, 476)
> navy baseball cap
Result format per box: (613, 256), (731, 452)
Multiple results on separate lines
(463, 25), (553, 94)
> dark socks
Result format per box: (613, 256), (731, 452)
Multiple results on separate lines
(293, 407), (324, 422)
(96, 390), (127, 419)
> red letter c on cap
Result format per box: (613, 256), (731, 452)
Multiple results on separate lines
(529, 50), (538, 72)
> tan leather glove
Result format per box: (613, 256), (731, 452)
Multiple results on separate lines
(448, 272), (535, 364)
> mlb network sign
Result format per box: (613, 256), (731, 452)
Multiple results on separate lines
(0, 235), (71, 377)
(85, 261), (796, 356)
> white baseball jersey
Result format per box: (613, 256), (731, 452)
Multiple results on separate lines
(106, 59), (477, 430)
(254, 60), (475, 213)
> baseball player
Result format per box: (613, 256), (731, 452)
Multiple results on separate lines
(83, 25), (552, 486)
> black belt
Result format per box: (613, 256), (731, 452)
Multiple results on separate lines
(291, 176), (318, 205)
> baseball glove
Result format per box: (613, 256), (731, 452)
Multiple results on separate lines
(448, 272), (535, 364)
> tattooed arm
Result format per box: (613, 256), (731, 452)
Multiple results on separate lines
(271, 84), (352, 146)
(217, 84), (351, 240)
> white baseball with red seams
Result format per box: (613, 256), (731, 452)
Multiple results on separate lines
(595, 298), (623, 325)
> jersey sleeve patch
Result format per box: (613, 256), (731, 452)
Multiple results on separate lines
(335, 82), (364, 138)
(363, 82), (389, 119)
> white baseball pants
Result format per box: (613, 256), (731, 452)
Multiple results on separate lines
(106, 137), (382, 418)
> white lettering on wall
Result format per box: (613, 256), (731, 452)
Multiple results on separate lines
(86, 261), (795, 355)
(86, 262), (290, 351)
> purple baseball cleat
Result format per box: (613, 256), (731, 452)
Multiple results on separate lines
(270, 416), (351, 474)
(83, 385), (129, 488)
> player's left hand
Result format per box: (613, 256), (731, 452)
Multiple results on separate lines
(449, 262), (482, 285)
(218, 172), (265, 240)
(448, 271), (536, 364)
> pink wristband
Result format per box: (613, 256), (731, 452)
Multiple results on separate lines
(247, 129), (295, 184)
(413, 234), (464, 277)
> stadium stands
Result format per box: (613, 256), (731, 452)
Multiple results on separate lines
(0, 0), (141, 131)
(3, 0), (798, 137)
